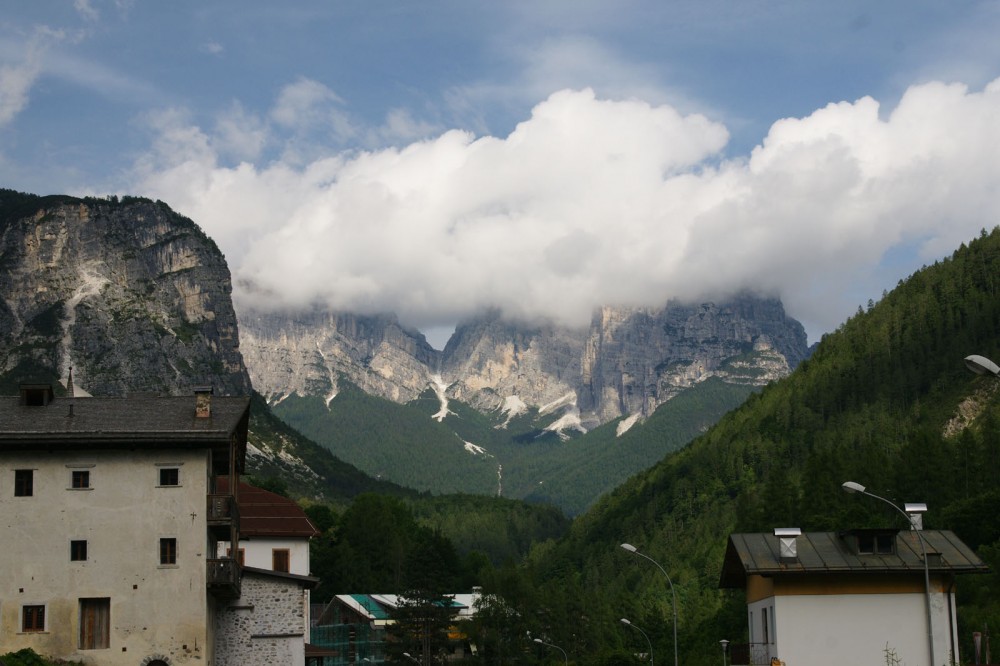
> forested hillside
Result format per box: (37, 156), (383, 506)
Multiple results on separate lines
(463, 228), (1000, 665)
(274, 375), (756, 514)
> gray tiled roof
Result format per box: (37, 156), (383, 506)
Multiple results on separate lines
(0, 395), (250, 476)
(719, 530), (989, 588)
(0, 395), (249, 445)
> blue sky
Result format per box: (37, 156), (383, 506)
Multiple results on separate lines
(3, 1), (1000, 347)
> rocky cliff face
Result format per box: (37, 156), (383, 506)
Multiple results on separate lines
(238, 308), (439, 404)
(242, 293), (809, 430)
(0, 191), (251, 396)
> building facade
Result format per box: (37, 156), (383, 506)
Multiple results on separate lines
(719, 527), (989, 666)
(0, 385), (249, 666)
(213, 479), (320, 665)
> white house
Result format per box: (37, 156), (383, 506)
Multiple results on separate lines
(0, 385), (249, 666)
(213, 479), (320, 666)
(719, 526), (988, 666)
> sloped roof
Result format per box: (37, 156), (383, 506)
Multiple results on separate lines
(719, 529), (989, 589)
(0, 394), (249, 444)
(217, 477), (320, 539)
(241, 565), (319, 589)
(0, 393), (250, 474)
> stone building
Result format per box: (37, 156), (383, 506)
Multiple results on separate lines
(213, 479), (320, 665)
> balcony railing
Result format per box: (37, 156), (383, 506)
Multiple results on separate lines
(728, 642), (774, 666)
(207, 493), (239, 536)
(207, 557), (241, 599)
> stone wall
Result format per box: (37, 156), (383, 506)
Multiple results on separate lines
(214, 570), (308, 666)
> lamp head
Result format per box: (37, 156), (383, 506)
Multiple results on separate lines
(620, 618), (631, 626)
(842, 481), (866, 494)
(620, 543), (638, 553)
(965, 354), (1000, 376)
(720, 639), (730, 647)
(533, 638), (543, 645)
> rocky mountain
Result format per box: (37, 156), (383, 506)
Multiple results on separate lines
(0, 190), (406, 505)
(241, 295), (810, 433)
(0, 191), (250, 395)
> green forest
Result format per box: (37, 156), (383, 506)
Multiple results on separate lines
(273, 368), (755, 515)
(289, 227), (1000, 665)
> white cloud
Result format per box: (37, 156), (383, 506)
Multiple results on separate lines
(0, 27), (65, 127)
(74, 0), (99, 22)
(131, 80), (1000, 342)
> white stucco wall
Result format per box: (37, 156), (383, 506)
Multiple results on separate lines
(0, 448), (216, 665)
(756, 590), (958, 666)
(219, 537), (311, 576)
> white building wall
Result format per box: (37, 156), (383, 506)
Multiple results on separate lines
(221, 537), (311, 576)
(0, 448), (215, 665)
(763, 591), (956, 666)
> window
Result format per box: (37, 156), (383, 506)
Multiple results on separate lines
(71, 540), (88, 561)
(159, 538), (177, 565)
(79, 598), (110, 649)
(272, 548), (290, 573)
(22, 605), (45, 632)
(762, 606), (769, 644)
(72, 470), (90, 489)
(227, 547), (246, 566)
(858, 533), (895, 555)
(159, 468), (179, 486)
(14, 469), (33, 496)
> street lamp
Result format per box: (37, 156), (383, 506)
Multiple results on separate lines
(401, 652), (420, 664)
(720, 639), (729, 666)
(533, 637), (568, 665)
(621, 543), (679, 666)
(964, 354), (1000, 376)
(620, 618), (653, 666)
(842, 481), (934, 666)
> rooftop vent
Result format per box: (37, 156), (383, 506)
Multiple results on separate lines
(774, 527), (801, 560)
(905, 503), (927, 531)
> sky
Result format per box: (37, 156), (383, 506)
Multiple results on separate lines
(2, 1), (1000, 348)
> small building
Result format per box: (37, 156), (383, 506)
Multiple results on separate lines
(0, 385), (249, 665)
(719, 526), (989, 666)
(309, 592), (480, 665)
(213, 479), (321, 666)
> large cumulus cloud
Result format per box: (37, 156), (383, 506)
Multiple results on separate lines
(131, 79), (1000, 342)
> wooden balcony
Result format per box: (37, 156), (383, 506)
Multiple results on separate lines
(207, 493), (239, 538)
(207, 557), (241, 599)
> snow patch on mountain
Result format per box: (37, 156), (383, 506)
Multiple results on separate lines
(544, 406), (588, 440)
(464, 441), (488, 455)
(495, 395), (529, 429)
(538, 392), (577, 417)
(430, 374), (454, 421)
(616, 413), (642, 437)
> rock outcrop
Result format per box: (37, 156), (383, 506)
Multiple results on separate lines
(0, 191), (251, 396)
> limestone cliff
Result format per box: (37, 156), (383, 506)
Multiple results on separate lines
(0, 191), (251, 396)
(238, 308), (439, 404)
(242, 294), (809, 430)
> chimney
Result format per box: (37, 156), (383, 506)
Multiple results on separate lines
(194, 386), (213, 418)
(905, 503), (927, 530)
(774, 527), (802, 561)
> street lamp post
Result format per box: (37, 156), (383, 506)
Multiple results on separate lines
(842, 481), (934, 666)
(720, 639), (729, 666)
(620, 543), (679, 666)
(533, 638), (568, 665)
(620, 618), (653, 666)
